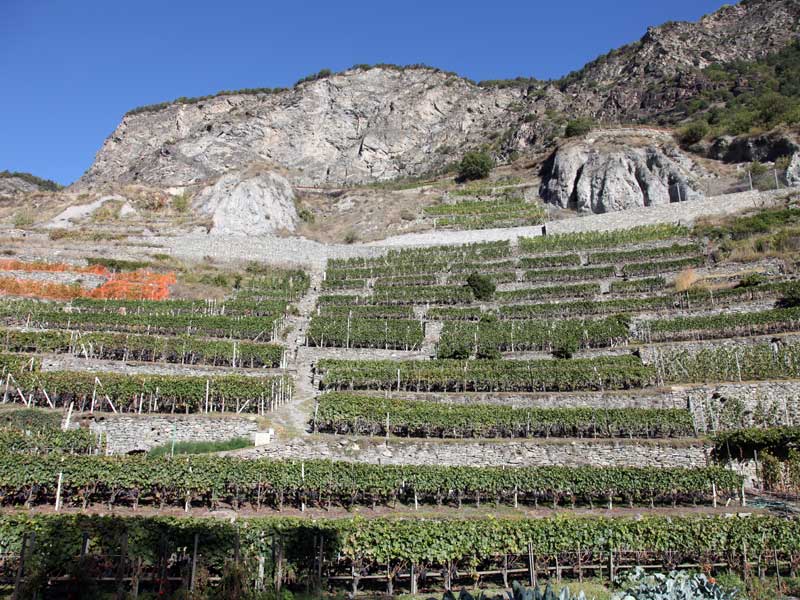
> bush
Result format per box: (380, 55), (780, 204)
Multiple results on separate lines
(747, 161), (768, 177)
(172, 192), (190, 213)
(777, 282), (800, 308)
(298, 208), (315, 223)
(736, 272), (767, 288)
(552, 337), (580, 360)
(678, 121), (709, 145)
(564, 118), (594, 138)
(466, 272), (496, 300)
(343, 230), (359, 244)
(457, 151), (494, 181)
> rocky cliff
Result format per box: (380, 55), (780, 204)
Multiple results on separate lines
(75, 0), (800, 191)
(78, 68), (518, 189)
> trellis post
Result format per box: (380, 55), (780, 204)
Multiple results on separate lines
(528, 542), (536, 587)
(54, 471), (63, 511)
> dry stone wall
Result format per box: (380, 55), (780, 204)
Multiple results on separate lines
(88, 414), (260, 454)
(231, 436), (707, 468)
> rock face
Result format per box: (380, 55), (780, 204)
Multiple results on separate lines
(788, 153), (800, 187)
(74, 0), (800, 190)
(193, 169), (299, 235)
(0, 176), (41, 198)
(708, 133), (799, 163)
(77, 68), (517, 189)
(540, 131), (704, 213)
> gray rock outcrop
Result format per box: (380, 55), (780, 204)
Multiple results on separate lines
(787, 152), (800, 187)
(708, 133), (799, 163)
(193, 169), (299, 235)
(77, 67), (518, 189)
(0, 176), (41, 198)
(540, 132), (704, 213)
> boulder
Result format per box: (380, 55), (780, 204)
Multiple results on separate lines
(540, 140), (703, 214)
(194, 170), (298, 235)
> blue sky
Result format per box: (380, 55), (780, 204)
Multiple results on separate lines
(1, 0), (730, 185)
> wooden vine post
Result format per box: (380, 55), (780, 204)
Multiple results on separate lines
(190, 533), (199, 592)
(115, 532), (128, 600)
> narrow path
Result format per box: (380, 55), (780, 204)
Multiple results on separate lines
(267, 262), (324, 436)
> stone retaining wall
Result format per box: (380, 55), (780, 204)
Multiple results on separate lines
(88, 414), (260, 454)
(233, 435), (707, 468)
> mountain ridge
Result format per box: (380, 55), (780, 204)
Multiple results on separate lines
(75, 0), (800, 190)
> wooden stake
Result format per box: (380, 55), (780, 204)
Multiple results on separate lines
(190, 533), (199, 591)
(115, 532), (128, 600)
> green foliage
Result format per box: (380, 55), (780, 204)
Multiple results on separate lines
(564, 118), (594, 138)
(621, 256), (705, 277)
(457, 151), (494, 181)
(497, 283), (600, 302)
(0, 170), (63, 192)
(11, 369), (292, 414)
(736, 272), (767, 288)
(316, 393), (695, 439)
(519, 254), (582, 268)
(438, 315), (630, 356)
(12, 211), (34, 228)
(0, 300), (286, 340)
(0, 427), (99, 454)
(466, 272), (496, 300)
(676, 40), (800, 135)
(147, 437), (251, 457)
(642, 306), (800, 342)
(519, 224), (689, 253)
(714, 426), (800, 460)
(777, 282), (800, 308)
(612, 568), (738, 600)
(588, 243), (702, 265)
(329, 240), (511, 270)
(297, 207), (315, 223)
(0, 453), (740, 510)
(525, 265), (615, 282)
(1, 513), (798, 582)
(294, 68), (332, 86)
(609, 277), (667, 294)
(0, 408), (61, 431)
(677, 121), (710, 146)
(658, 342), (800, 385)
(425, 197), (546, 229)
(307, 317), (424, 350)
(695, 208), (800, 242)
(172, 191), (191, 213)
(500, 281), (795, 320)
(85, 257), (153, 272)
(319, 355), (655, 392)
(125, 86), (288, 116)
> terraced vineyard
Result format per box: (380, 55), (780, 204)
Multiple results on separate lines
(2, 203), (800, 597)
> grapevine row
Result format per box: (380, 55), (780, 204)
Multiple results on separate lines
(315, 393), (695, 438)
(318, 356), (655, 392)
(0, 454), (739, 510)
(0, 328), (284, 367)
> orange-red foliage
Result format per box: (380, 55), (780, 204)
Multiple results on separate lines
(0, 270), (176, 301)
(0, 259), (108, 276)
(88, 271), (176, 300)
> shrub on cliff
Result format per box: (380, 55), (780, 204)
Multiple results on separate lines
(457, 151), (494, 181)
(564, 118), (594, 138)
